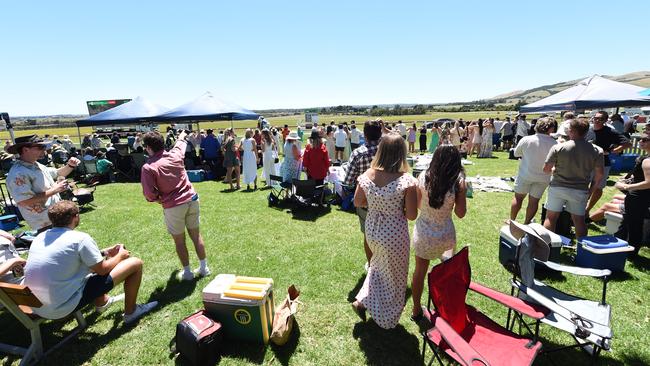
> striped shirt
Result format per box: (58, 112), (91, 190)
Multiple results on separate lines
(343, 141), (379, 186)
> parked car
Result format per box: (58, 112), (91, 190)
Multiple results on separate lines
(425, 118), (456, 129)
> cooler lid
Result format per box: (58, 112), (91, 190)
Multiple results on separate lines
(580, 235), (628, 249)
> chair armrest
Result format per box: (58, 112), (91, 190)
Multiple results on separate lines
(314, 184), (326, 190)
(429, 315), (488, 366)
(536, 259), (611, 278)
(469, 282), (547, 320)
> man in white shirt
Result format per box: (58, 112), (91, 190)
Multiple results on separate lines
(509, 117), (558, 224)
(349, 124), (362, 151)
(333, 124), (348, 162)
(24, 201), (157, 324)
(515, 114), (530, 144)
(396, 120), (407, 139)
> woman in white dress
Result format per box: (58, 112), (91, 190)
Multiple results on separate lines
(261, 129), (278, 187)
(239, 129), (259, 190)
(478, 119), (495, 158)
(410, 145), (467, 321)
(325, 126), (336, 162)
(468, 121), (482, 157)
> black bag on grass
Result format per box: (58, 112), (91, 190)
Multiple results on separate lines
(173, 310), (222, 366)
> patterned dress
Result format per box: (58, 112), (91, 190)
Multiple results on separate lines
(412, 173), (457, 260)
(355, 173), (416, 329)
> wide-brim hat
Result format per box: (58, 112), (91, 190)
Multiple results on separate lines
(286, 132), (299, 140)
(509, 220), (551, 261)
(7, 135), (47, 154)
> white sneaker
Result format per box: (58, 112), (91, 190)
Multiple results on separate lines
(95, 293), (125, 314)
(195, 266), (211, 278)
(123, 301), (158, 324)
(178, 270), (194, 281)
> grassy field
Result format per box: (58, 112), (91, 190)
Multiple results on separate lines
(0, 150), (648, 365)
(0, 112), (514, 142)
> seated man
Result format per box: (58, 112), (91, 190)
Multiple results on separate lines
(24, 201), (157, 324)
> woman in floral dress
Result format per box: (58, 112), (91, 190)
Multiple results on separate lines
(351, 133), (418, 329)
(410, 145), (467, 321)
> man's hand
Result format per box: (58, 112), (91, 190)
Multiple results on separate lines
(67, 157), (80, 167)
(178, 130), (188, 141)
(117, 245), (130, 260)
(105, 244), (124, 257)
(49, 180), (69, 195)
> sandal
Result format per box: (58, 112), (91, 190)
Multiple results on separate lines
(351, 302), (367, 322)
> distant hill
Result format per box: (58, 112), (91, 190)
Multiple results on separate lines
(487, 71), (650, 106)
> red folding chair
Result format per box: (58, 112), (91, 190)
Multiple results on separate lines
(421, 247), (547, 366)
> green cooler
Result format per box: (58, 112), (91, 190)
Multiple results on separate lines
(202, 274), (274, 344)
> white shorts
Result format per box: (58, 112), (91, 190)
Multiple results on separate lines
(163, 200), (200, 235)
(513, 176), (548, 199)
(545, 186), (588, 216)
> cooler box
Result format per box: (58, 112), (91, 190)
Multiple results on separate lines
(499, 223), (562, 270)
(203, 274), (274, 344)
(577, 235), (634, 271)
(609, 153), (638, 173)
(187, 170), (206, 182)
(205, 170), (216, 180)
(0, 215), (19, 231)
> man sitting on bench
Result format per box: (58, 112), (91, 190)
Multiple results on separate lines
(24, 201), (157, 324)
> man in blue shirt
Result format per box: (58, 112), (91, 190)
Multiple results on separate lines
(200, 129), (223, 179)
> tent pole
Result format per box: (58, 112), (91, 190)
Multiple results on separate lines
(230, 117), (233, 131)
(615, 107), (620, 114)
(77, 125), (82, 146)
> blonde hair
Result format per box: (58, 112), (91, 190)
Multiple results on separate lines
(370, 132), (409, 173)
(245, 129), (253, 139)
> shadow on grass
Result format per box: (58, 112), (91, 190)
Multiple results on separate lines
(217, 339), (267, 364)
(290, 206), (331, 222)
(147, 272), (199, 308)
(352, 321), (421, 365)
(628, 252), (650, 273)
(347, 274), (366, 302)
(269, 321), (301, 365)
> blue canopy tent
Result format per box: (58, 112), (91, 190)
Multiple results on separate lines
(75, 96), (169, 143)
(519, 75), (650, 113)
(153, 92), (259, 129)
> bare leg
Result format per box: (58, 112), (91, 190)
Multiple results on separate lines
(590, 202), (622, 222)
(187, 227), (206, 261)
(524, 196), (541, 224)
(107, 257), (143, 315)
(171, 232), (190, 267)
(363, 236), (372, 263)
(411, 256), (430, 316)
(571, 214), (587, 239)
(544, 210), (560, 233)
(510, 193), (526, 221)
(226, 167), (233, 189)
(234, 167), (241, 188)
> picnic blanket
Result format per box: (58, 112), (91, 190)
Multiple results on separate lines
(466, 176), (513, 193)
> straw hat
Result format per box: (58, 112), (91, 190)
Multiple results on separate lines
(509, 221), (551, 261)
(286, 132), (299, 140)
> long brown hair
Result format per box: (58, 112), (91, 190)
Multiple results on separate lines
(425, 145), (464, 208)
(370, 132), (409, 173)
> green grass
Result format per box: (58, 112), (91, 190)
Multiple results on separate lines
(0, 151), (648, 365)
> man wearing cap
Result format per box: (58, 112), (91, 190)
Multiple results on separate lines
(6, 135), (80, 232)
(586, 111), (631, 215)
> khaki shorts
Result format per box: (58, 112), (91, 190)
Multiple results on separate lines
(513, 176), (548, 199)
(163, 200), (200, 235)
(546, 186), (588, 216)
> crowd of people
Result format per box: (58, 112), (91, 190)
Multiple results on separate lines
(0, 110), (646, 336)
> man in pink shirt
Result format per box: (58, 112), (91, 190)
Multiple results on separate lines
(141, 130), (209, 281)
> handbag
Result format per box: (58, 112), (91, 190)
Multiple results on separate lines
(172, 310), (223, 366)
(273, 149), (279, 164)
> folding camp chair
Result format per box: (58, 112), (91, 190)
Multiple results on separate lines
(422, 247), (545, 366)
(507, 221), (613, 364)
(268, 175), (290, 207)
(82, 159), (102, 185)
(0, 282), (87, 366)
(291, 179), (328, 208)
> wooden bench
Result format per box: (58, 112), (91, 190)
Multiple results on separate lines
(0, 282), (86, 366)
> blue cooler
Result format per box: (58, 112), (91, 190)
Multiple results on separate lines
(0, 215), (19, 231)
(187, 170), (206, 182)
(609, 153), (638, 173)
(577, 235), (634, 271)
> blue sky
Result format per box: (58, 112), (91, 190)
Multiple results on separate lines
(1, 1), (648, 116)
